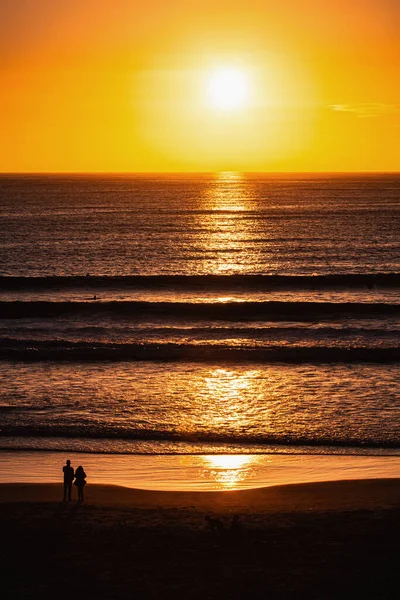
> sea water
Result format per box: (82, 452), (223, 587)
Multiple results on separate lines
(0, 173), (399, 487)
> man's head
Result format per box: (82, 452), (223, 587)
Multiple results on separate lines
(66, 460), (71, 466)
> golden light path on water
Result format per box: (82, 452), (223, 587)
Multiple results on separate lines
(176, 367), (275, 442)
(200, 455), (261, 489)
(200, 172), (260, 274)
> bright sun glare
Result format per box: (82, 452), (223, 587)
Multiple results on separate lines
(207, 67), (250, 110)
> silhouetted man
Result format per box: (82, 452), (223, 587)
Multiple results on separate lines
(63, 459), (74, 501)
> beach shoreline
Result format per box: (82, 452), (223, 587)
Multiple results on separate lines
(1, 450), (399, 492)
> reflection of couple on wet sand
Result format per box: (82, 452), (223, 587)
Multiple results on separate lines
(63, 460), (87, 502)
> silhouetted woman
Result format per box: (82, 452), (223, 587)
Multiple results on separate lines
(74, 465), (87, 502)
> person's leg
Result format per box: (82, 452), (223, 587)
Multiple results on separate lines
(63, 483), (67, 500)
(68, 483), (72, 501)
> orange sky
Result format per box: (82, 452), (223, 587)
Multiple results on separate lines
(1, 0), (399, 172)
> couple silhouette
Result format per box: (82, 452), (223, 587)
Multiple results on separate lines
(63, 460), (87, 502)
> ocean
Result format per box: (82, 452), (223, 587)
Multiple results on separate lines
(1, 173), (400, 468)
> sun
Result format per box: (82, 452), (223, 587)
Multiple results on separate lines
(207, 67), (250, 110)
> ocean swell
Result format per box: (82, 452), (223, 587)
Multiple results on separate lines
(1, 273), (400, 290)
(2, 300), (400, 320)
(0, 425), (398, 449)
(0, 339), (399, 362)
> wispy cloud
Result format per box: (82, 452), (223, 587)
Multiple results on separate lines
(330, 103), (400, 117)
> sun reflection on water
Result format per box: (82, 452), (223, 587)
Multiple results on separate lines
(209, 172), (247, 212)
(201, 455), (262, 489)
(216, 296), (244, 303)
(201, 367), (260, 431)
(199, 172), (260, 274)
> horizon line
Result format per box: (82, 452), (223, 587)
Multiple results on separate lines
(1, 170), (399, 176)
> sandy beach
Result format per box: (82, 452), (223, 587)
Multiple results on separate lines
(2, 479), (399, 599)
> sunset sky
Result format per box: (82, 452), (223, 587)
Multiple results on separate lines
(1, 0), (399, 172)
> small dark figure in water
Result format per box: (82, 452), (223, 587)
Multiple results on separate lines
(62, 459), (74, 501)
(74, 465), (87, 502)
(205, 515), (224, 532)
(230, 514), (242, 534)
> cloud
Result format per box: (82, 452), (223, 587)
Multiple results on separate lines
(330, 103), (400, 117)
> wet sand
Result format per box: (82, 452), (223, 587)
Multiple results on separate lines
(2, 451), (399, 491)
(2, 479), (399, 599)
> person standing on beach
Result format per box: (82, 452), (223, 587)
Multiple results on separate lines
(63, 459), (74, 501)
(74, 465), (87, 503)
